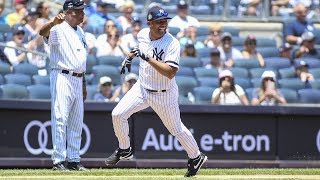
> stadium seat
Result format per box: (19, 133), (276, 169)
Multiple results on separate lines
(294, 58), (320, 68)
(91, 65), (121, 85)
(190, 5), (211, 15)
(200, 57), (210, 66)
(279, 88), (298, 103)
(0, 84), (28, 99)
(179, 57), (202, 68)
(32, 75), (50, 85)
(4, 73), (32, 86)
(232, 37), (245, 47)
(193, 67), (218, 78)
(86, 84), (98, 100)
(197, 77), (219, 88)
(309, 68), (320, 78)
(310, 80), (320, 89)
(175, 76), (198, 96)
(313, 28), (320, 44)
(234, 58), (261, 69)
(249, 67), (277, 79)
(235, 78), (252, 89)
(298, 89), (320, 103)
(256, 47), (279, 58)
(0, 23), (12, 42)
(278, 67), (296, 79)
(86, 54), (97, 74)
(264, 57), (291, 70)
(178, 94), (192, 104)
(245, 87), (255, 101)
(222, 26), (240, 37)
(0, 74), (3, 85)
(197, 26), (210, 36)
(13, 63), (38, 76)
(0, 62), (11, 75)
(97, 55), (122, 67)
(193, 86), (215, 104)
(229, 67), (249, 78)
(27, 84), (51, 99)
(169, 27), (180, 37)
(278, 78), (305, 90)
(255, 38), (277, 47)
(177, 67), (194, 77)
(197, 47), (212, 58)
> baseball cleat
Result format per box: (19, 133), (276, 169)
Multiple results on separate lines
(52, 161), (69, 171)
(105, 147), (133, 166)
(67, 162), (88, 171)
(184, 152), (208, 177)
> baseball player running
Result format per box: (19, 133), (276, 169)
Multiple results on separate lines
(105, 6), (207, 177)
(39, 0), (87, 171)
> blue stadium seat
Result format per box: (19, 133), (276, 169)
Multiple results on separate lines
(175, 76), (198, 96)
(308, 68), (320, 78)
(27, 84), (51, 99)
(178, 94), (192, 104)
(256, 47), (279, 58)
(193, 86), (215, 104)
(255, 38), (277, 47)
(0, 23), (12, 42)
(264, 57), (291, 70)
(310, 80), (320, 89)
(179, 57), (202, 68)
(169, 27), (181, 37)
(0, 84), (28, 99)
(294, 58), (320, 68)
(278, 78), (305, 90)
(278, 67), (296, 79)
(0, 74), (3, 85)
(249, 67), (277, 78)
(251, 78), (262, 88)
(86, 54), (97, 74)
(196, 26), (210, 36)
(279, 88), (298, 103)
(197, 77), (219, 88)
(245, 87), (255, 101)
(0, 62), (11, 75)
(234, 58), (261, 69)
(86, 84), (98, 100)
(229, 67), (249, 78)
(298, 89), (320, 103)
(32, 75), (50, 85)
(177, 67), (194, 77)
(232, 37), (245, 47)
(13, 63), (38, 76)
(235, 78), (252, 89)
(97, 55), (122, 67)
(193, 67), (219, 78)
(91, 65), (121, 85)
(197, 47), (212, 58)
(190, 5), (211, 15)
(222, 26), (240, 37)
(5, 73), (32, 86)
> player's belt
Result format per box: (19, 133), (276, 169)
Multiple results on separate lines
(61, 70), (84, 77)
(145, 89), (167, 93)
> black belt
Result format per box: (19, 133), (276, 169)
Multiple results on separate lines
(146, 89), (167, 93)
(61, 70), (84, 77)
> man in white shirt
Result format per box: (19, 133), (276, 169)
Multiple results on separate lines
(120, 17), (142, 54)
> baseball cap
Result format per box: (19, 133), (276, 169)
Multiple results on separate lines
(125, 73), (138, 82)
(147, 6), (171, 21)
(96, 0), (111, 6)
(210, 48), (220, 56)
(301, 31), (315, 41)
(14, 0), (28, 5)
(279, 42), (292, 52)
(132, 16), (142, 24)
(63, 0), (87, 11)
(13, 26), (25, 35)
(177, 0), (188, 9)
(99, 76), (112, 85)
(261, 70), (276, 80)
(295, 60), (309, 68)
(221, 32), (232, 41)
(219, 70), (233, 79)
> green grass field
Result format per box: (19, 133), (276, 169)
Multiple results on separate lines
(1, 168), (320, 179)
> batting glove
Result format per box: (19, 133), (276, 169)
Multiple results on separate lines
(120, 56), (133, 74)
(132, 46), (150, 61)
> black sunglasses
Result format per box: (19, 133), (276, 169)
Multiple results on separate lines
(263, 77), (274, 82)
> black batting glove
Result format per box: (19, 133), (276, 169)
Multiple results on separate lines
(132, 46), (150, 61)
(120, 56), (133, 74)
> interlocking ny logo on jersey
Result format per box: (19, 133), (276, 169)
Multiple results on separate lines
(152, 48), (164, 61)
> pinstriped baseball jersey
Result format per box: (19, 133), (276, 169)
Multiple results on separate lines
(137, 28), (180, 90)
(48, 21), (87, 73)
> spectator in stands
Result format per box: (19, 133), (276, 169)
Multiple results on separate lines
(251, 70), (287, 105)
(278, 42), (293, 59)
(120, 17), (142, 55)
(88, 0), (122, 34)
(96, 19), (117, 48)
(93, 76), (119, 102)
(270, 0), (290, 16)
(6, 0), (27, 27)
(112, 73), (138, 101)
(36, 1), (51, 26)
(84, 0), (97, 17)
(284, 3), (315, 45)
(168, 0), (200, 32)
(96, 28), (125, 58)
(79, 16), (96, 55)
(22, 8), (40, 42)
(295, 60), (314, 87)
(205, 48), (224, 72)
(179, 26), (205, 49)
(3, 26), (31, 66)
(242, 34), (265, 67)
(117, 0), (136, 35)
(204, 23), (222, 48)
(0, 0), (7, 24)
(218, 32), (243, 68)
(293, 31), (320, 59)
(211, 69), (249, 105)
(239, 0), (262, 16)
(181, 40), (197, 57)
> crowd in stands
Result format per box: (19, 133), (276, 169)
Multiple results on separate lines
(0, 0), (320, 104)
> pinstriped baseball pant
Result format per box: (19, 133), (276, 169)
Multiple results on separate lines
(50, 70), (84, 164)
(112, 81), (200, 159)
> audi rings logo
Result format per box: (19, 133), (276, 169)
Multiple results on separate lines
(317, 129), (320, 153)
(24, 120), (91, 155)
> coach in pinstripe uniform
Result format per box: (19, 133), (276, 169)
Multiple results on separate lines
(39, 0), (87, 171)
(105, 6), (207, 177)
